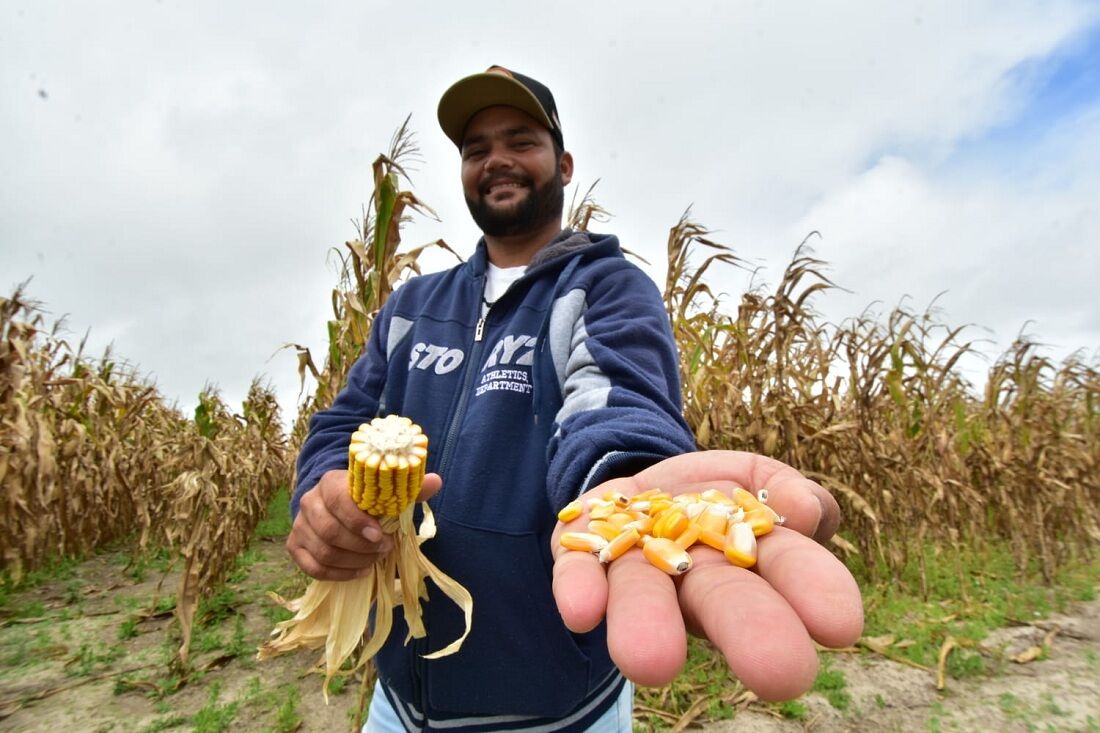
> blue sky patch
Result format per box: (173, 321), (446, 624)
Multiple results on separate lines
(946, 21), (1100, 174)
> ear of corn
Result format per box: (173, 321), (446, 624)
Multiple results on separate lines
(259, 416), (472, 701)
(348, 416), (428, 516)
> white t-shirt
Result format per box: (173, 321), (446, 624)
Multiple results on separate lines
(482, 263), (526, 316)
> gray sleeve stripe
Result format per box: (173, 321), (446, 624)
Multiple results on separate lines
(548, 288), (612, 433)
(386, 316), (414, 359)
(547, 289), (586, 386)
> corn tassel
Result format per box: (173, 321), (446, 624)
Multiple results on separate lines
(259, 416), (472, 701)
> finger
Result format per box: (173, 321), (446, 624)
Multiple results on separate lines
(552, 550), (608, 633)
(301, 488), (392, 551)
(286, 528), (389, 581)
(550, 490), (617, 633)
(755, 527), (863, 648)
(677, 547), (819, 701)
(287, 545), (379, 582)
(605, 548), (687, 686)
(419, 473), (443, 502)
(290, 514), (393, 570)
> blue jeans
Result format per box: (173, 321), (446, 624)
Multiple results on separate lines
(362, 679), (635, 733)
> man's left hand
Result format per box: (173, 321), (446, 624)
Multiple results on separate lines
(551, 450), (863, 701)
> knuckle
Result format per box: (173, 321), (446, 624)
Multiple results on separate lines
(311, 542), (344, 566)
(313, 514), (343, 544)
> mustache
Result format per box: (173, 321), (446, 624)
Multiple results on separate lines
(479, 174), (531, 195)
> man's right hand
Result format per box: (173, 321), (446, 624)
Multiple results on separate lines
(287, 469), (443, 580)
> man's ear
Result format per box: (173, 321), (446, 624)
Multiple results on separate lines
(559, 151), (574, 186)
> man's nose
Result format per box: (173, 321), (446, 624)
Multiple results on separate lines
(483, 145), (514, 172)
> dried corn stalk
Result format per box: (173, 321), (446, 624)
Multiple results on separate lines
(258, 416), (472, 699)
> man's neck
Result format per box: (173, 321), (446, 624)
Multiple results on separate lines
(483, 220), (564, 268)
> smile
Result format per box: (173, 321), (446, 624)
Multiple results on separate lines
(482, 178), (529, 196)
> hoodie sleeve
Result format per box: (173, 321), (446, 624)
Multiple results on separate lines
(291, 303), (395, 517)
(544, 259), (697, 511)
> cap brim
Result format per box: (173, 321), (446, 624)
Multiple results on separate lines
(438, 73), (555, 148)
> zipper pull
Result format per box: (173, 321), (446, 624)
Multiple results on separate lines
(475, 317), (485, 342)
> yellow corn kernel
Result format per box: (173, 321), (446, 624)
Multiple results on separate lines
(623, 515), (654, 536)
(611, 492), (631, 509)
(587, 500), (616, 520)
(560, 532), (609, 553)
(632, 488), (664, 501)
(587, 519), (621, 542)
(696, 503), (731, 535)
(744, 507), (775, 536)
(732, 487), (766, 513)
(652, 508), (689, 540)
(647, 498), (673, 516)
(724, 521), (758, 568)
(698, 527), (726, 551)
(681, 501), (705, 522)
(701, 488), (736, 505)
(598, 527), (640, 564)
(674, 522), (701, 550)
(604, 512), (633, 530)
(557, 500), (583, 522)
(642, 537), (693, 575)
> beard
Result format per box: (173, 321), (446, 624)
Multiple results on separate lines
(465, 170), (565, 237)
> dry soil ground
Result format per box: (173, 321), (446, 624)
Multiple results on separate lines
(1, 540), (1097, 733)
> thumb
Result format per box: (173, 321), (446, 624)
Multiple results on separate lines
(418, 472), (443, 502)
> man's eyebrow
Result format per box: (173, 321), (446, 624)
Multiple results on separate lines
(462, 126), (537, 149)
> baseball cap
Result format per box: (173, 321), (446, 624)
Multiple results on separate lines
(438, 66), (564, 150)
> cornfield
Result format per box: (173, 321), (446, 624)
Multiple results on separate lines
(0, 285), (289, 667)
(665, 217), (1100, 588)
(2, 119), (1097, 693)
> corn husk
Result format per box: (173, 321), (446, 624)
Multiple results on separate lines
(259, 501), (472, 699)
(258, 421), (472, 700)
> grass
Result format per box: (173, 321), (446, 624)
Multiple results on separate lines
(0, 554), (82, 610)
(858, 543), (1100, 676)
(256, 486), (293, 539)
(812, 661), (850, 711)
(191, 682), (238, 733)
(629, 538), (1100, 730)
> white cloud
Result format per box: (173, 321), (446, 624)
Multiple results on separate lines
(2, 1), (1098, 421)
(785, 106), (1100, 376)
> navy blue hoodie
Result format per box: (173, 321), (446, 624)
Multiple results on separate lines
(293, 229), (696, 730)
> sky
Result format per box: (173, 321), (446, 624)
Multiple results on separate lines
(2, 1), (1098, 424)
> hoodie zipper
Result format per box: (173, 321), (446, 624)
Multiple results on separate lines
(409, 307), (486, 722)
(436, 302), (489, 481)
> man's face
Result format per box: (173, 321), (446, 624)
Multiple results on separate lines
(460, 105), (573, 237)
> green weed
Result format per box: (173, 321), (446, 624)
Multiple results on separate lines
(256, 486), (293, 538)
(812, 662), (850, 711)
(67, 642), (124, 677)
(118, 617), (139, 640)
(777, 700), (808, 719)
(191, 682), (238, 733)
(860, 544), (1100, 675)
(273, 684), (302, 732)
(137, 715), (187, 733)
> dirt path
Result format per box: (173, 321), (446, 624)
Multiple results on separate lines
(701, 596), (1100, 733)
(1, 541), (1097, 732)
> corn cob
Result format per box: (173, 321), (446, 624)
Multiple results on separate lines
(260, 416), (472, 701)
(348, 416), (428, 515)
(560, 485), (784, 575)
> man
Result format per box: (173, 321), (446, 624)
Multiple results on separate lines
(288, 67), (862, 732)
